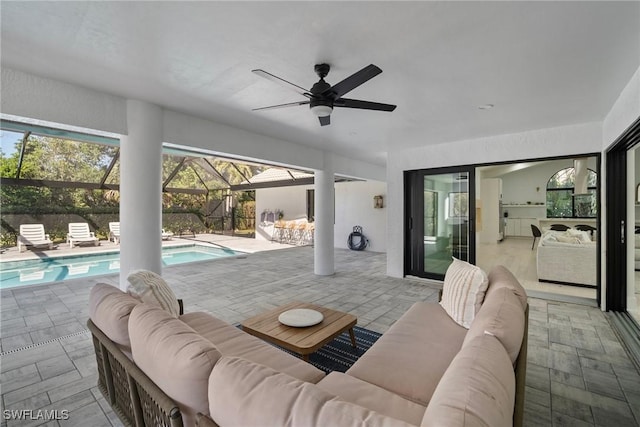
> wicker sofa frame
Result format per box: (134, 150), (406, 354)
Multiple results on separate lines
(88, 319), (185, 427)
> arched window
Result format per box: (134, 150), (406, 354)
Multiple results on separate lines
(546, 167), (597, 218)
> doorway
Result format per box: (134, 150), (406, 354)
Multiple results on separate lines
(476, 156), (600, 302)
(405, 166), (475, 280)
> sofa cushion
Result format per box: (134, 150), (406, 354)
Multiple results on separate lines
(346, 302), (466, 406)
(208, 356), (414, 427)
(566, 228), (592, 243)
(129, 304), (221, 427)
(421, 334), (515, 427)
(180, 311), (324, 384)
(440, 258), (489, 328)
(127, 270), (180, 317)
(486, 265), (528, 310)
(463, 287), (525, 364)
(317, 372), (426, 425)
(88, 283), (139, 356)
(556, 234), (582, 244)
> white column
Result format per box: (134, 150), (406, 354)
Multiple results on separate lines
(119, 100), (163, 289)
(314, 151), (335, 275)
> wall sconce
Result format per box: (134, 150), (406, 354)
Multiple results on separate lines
(374, 195), (384, 209)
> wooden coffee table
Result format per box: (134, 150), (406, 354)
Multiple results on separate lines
(241, 301), (357, 361)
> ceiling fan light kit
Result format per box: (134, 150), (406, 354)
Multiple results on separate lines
(252, 63), (396, 126)
(310, 105), (333, 117)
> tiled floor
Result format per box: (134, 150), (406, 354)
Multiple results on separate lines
(1, 246), (639, 426)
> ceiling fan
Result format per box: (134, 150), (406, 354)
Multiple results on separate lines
(251, 63), (396, 126)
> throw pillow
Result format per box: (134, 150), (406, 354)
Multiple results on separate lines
(440, 258), (489, 328)
(566, 228), (591, 243)
(127, 270), (180, 317)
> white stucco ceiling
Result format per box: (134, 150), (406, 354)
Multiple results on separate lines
(1, 1), (639, 166)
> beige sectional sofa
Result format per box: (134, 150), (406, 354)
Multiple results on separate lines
(89, 264), (528, 427)
(200, 265), (529, 427)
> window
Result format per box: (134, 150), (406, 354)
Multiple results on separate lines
(546, 167), (597, 218)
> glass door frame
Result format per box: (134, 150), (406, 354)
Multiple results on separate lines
(404, 165), (476, 280)
(606, 116), (640, 311)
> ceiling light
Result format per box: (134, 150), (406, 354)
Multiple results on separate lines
(478, 104), (494, 110)
(310, 105), (333, 117)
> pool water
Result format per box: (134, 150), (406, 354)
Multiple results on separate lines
(0, 245), (241, 289)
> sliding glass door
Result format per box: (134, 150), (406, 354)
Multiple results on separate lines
(405, 166), (475, 279)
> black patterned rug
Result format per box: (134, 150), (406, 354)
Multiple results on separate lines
(237, 325), (382, 374)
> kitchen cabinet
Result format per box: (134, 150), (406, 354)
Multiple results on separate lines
(505, 218), (538, 237)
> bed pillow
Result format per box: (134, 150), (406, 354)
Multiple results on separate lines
(440, 258), (489, 328)
(127, 270), (180, 317)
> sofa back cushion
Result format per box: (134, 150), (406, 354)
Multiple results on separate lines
(421, 334), (515, 427)
(129, 304), (221, 427)
(346, 302), (467, 407)
(208, 356), (414, 427)
(88, 283), (140, 355)
(486, 265), (528, 309)
(440, 258), (489, 328)
(463, 287), (525, 364)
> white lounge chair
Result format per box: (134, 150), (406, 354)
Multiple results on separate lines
(18, 224), (54, 252)
(109, 222), (120, 244)
(67, 223), (99, 248)
(161, 229), (174, 240)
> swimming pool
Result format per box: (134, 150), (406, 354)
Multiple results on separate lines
(0, 244), (243, 289)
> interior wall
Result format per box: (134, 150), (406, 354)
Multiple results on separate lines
(603, 66), (640, 148)
(387, 121), (603, 278)
(255, 180), (387, 253)
(499, 157), (598, 206)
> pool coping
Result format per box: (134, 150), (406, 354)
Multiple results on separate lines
(0, 238), (246, 264)
(0, 240), (249, 289)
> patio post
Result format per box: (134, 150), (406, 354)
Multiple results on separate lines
(314, 151), (335, 275)
(119, 100), (163, 289)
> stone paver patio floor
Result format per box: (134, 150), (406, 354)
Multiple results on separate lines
(1, 246), (639, 426)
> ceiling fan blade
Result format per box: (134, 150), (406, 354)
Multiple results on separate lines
(252, 100), (310, 111)
(318, 115), (331, 126)
(323, 64), (382, 99)
(252, 69), (312, 97)
(334, 98), (396, 111)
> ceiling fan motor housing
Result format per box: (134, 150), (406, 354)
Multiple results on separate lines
(310, 79), (332, 96)
(310, 78), (333, 113)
